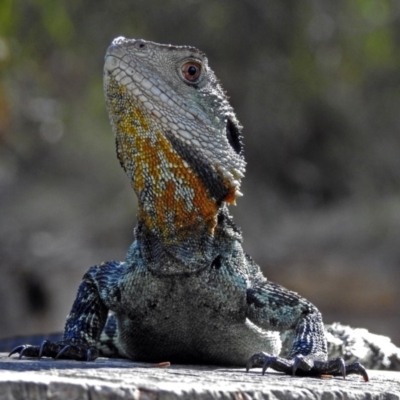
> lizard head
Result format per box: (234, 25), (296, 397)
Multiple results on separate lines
(104, 37), (246, 272)
(104, 37), (245, 205)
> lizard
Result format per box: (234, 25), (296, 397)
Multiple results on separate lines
(9, 37), (369, 381)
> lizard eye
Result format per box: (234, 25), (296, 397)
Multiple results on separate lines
(181, 61), (202, 83)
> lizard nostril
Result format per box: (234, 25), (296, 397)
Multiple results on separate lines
(134, 40), (147, 50)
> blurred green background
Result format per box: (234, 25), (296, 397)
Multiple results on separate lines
(1, 0), (400, 346)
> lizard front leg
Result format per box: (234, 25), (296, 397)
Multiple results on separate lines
(245, 280), (369, 381)
(10, 261), (123, 361)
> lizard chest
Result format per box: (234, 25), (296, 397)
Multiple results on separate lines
(114, 261), (250, 362)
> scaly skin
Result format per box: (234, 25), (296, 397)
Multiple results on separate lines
(10, 37), (368, 381)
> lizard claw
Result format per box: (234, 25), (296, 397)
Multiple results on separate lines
(345, 361), (369, 382)
(262, 356), (277, 375)
(246, 353), (369, 381)
(9, 344), (41, 359)
(8, 345), (25, 359)
(39, 340), (49, 358)
(9, 340), (99, 361)
(292, 356), (302, 376)
(86, 348), (95, 361)
(52, 343), (99, 361)
(55, 345), (70, 360)
(292, 355), (313, 376)
(338, 358), (346, 380)
(246, 351), (268, 372)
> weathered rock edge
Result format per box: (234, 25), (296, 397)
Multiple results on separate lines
(0, 353), (399, 400)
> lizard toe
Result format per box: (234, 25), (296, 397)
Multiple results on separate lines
(246, 352), (270, 372)
(9, 344), (41, 359)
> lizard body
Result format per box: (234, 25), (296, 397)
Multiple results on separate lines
(11, 37), (368, 381)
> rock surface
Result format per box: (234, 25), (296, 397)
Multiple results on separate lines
(1, 353), (400, 399)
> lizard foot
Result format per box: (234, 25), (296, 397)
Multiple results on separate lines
(246, 352), (369, 382)
(9, 340), (99, 361)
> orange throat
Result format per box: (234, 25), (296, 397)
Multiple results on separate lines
(113, 105), (220, 242)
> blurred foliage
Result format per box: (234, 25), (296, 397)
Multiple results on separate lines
(0, 0), (400, 343)
(2, 0), (400, 204)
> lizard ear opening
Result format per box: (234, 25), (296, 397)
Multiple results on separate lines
(226, 118), (243, 156)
